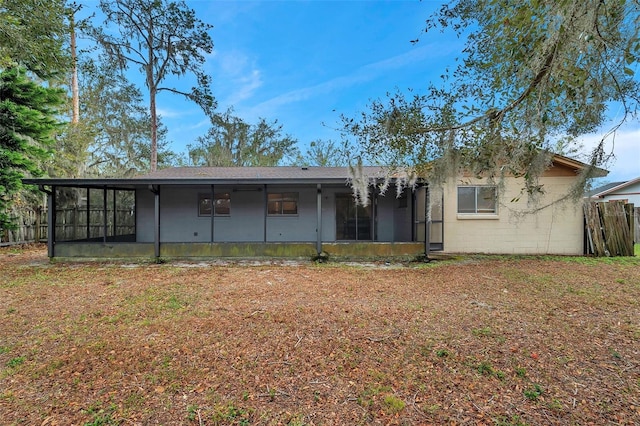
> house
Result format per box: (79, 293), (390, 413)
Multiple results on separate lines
(588, 177), (640, 206)
(23, 154), (603, 259)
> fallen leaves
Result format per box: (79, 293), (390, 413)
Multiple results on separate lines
(1, 247), (639, 424)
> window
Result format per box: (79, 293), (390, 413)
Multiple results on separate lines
(457, 186), (497, 214)
(268, 192), (298, 215)
(198, 193), (230, 216)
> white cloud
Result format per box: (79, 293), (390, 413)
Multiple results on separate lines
(214, 50), (263, 108)
(156, 107), (192, 119)
(244, 42), (456, 118)
(579, 123), (640, 181)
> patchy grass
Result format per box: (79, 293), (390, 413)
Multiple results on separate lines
(1, 245), (639, 424)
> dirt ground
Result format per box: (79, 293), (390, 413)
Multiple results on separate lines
(0, 245), (639, 425)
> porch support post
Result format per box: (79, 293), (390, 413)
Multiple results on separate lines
(112, 189), (117, 238)
(48, 186), (55, 258)
(210, 184), (215, 243)
(424, 182), (430, 259)
(372, 186), (377, 241)
(102, 186), (108, 243)
(316, 184), (322, 254)
(263, 184), (267, 242)
(149, 185), (160, 259)
(411, 188), (416, 242)
(86, 188), (90, 240)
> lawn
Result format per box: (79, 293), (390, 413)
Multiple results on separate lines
(1, 246), (639, 425)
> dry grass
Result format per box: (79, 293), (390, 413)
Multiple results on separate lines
(1, 245), (639, 425)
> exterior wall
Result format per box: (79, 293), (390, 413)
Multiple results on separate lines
(135, 183), (416, 244)
(136, 187), (156, 243)
(266, 185), (317, 242)
(440, 175), (584, 255)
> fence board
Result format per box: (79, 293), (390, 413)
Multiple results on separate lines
(1, 207), (134, 246)
(634, 207), (639, 243)
(584, 201), (634, 256)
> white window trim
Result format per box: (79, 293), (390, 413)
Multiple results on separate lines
(456, 185), (498, 219)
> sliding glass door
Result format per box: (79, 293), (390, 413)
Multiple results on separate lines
(335, 193), (372, 240)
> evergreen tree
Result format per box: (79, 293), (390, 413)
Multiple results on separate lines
(0, 68), (64, 232)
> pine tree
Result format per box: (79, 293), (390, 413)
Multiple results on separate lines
(0, 68), (64, 232)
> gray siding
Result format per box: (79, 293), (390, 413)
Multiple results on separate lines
(136, 187), (155, 243)
(135, 183), (416, 243)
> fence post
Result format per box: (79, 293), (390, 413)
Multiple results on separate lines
(35, 206), (41, 242)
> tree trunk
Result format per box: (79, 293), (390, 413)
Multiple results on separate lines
(150, 86), (158, 172)
(70, 9), (79, 124)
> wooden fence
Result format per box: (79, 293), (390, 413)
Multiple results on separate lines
(635, 207), (640, 243)
(0, 207), (48, 246)
(584, 201), (635, 256)
(55, 206), (135, 241)
(1, 206), (134, 246)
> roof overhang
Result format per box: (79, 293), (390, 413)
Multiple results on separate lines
(551, 153), (608, 177)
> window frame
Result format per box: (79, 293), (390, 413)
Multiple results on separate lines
(267, 192), (299, 216)
(457, 185), (498, 215)
(198, 192), (231, 217)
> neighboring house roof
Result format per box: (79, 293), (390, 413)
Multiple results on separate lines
(587, 181), (627, 198)
(589, 177), (640, 199)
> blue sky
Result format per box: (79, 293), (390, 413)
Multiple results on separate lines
(80, 0), (638, 182)
(159, 1), (452, 149)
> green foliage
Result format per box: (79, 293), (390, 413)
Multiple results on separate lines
(343, 0), (640, 198)
(0, 0), (70, 78)
(515, 366), (527, 378)
(477, 360), (494, 376)
(294, 139), (351, 167)
(83, 402), (119, 426)
(187, 108), (299, 166)
(75, 60), (176, 177)
(210, 402), (251, 424)
(186, 404), (198, 421)
(493, 415), (529, 426)
(0, 67), (64, 231)
(436, 348), (450, 358)
(472, 326), (494, 337)
(382, 394), (406, 413)
(6, 356), (25, 368)
(524, 383), (544, 401)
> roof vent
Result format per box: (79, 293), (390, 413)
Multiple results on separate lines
(301, 167), (308, 170)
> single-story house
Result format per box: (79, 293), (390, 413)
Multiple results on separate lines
(23, 154), (603, 259)
(588, 177), (640, 206)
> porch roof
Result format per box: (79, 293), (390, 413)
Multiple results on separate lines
(22, 166), (394, 189)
